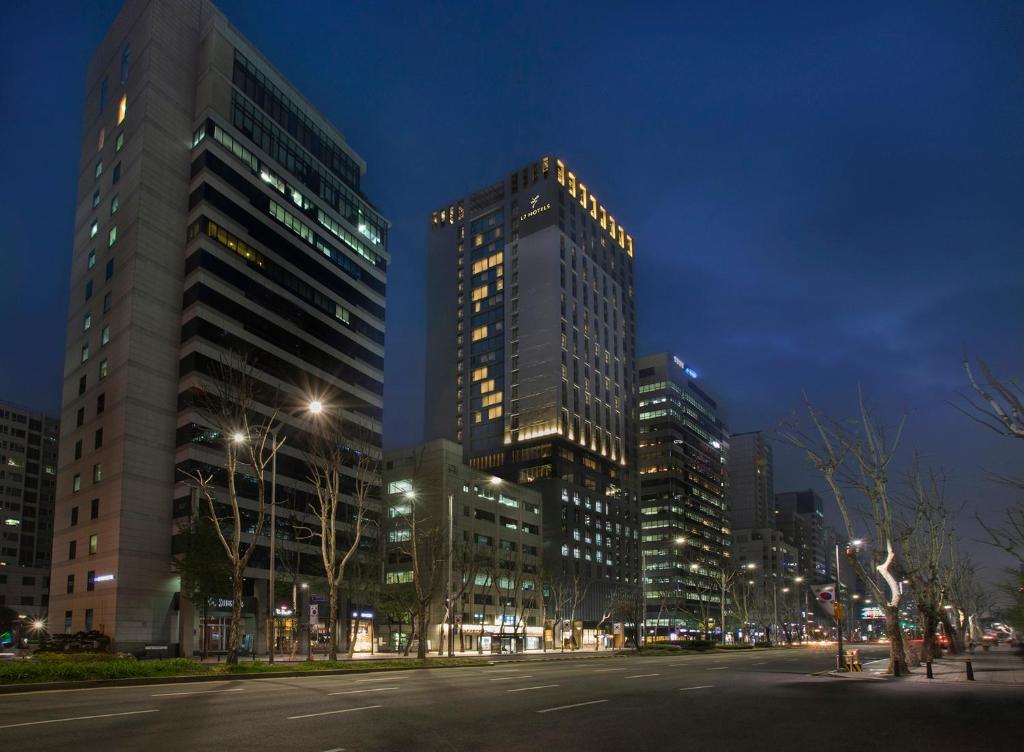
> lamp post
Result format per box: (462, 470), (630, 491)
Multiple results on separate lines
(236, 399), (322, 664)
(744, 562), (757, 643)
(793, 576), (806, 643)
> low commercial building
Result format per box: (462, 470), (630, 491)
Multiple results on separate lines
(383, 439), (544, 653)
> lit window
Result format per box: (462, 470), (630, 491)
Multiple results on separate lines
(471, 325), (488, 342)
(73, 474), (81, 492)
(95, 161), (103, 179)
(108, 226), (117, 247)
(115, 131), (125, 152)
(98, 359), (108, 379)
(90, 221), (98, 238)
(87, 250), (96, 269)
(488, 406), (503, 419)
(83, 313), (92, 332)
(100, 325), (110, 346)
(387, 479), (412, 495)
(471, 367), (488, 382)
(92, 464), (102, 483)
(81, 345), (90, 364)
(117, 94), (127, 125)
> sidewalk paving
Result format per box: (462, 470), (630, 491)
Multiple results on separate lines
(841, 646), (1024, 685)
(197, 648), (619, 664)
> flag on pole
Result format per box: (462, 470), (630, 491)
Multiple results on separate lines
(811, 584), (837, 617)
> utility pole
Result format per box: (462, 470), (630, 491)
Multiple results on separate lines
(720, 568), (727, 644)
(446, 491), (454, 657)
(267, 430), (278, 663)
(835, 543), (844, 671)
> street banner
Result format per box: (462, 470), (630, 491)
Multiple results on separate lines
(811, 584), (837, 617)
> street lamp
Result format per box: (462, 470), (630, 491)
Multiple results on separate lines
(236, 397), (322, 663)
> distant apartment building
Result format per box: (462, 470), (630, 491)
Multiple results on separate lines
(0, 403), (59, 619)
(774, 489), (827, 582)
(50, 0), (388, 652)
(424, 157), (641, 621)
(383, 439), (544, 652)
(637, 354), (730, 634)
(727, 431), (774, 530)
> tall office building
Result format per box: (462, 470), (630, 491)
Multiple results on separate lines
(425, 157), (640, 620)
(637, 354), (729, 634)
(50, 0), (388, 652)
(774, 489), (827, 582)
(0, 403), (59, 618)
(727, 430), (774, 531)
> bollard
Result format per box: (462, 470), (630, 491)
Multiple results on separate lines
(926, 660), (933, 679)
(965, 659), (974, 681)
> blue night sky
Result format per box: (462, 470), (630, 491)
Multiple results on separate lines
(1, 1), (1022, 586)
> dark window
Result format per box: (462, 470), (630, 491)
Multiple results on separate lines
(112, 162), (121, 184)
(120, 45), (130, 83)
(86, 570), (96, 592)
(74, 440), (82, 460)
(105, 260), (114, 280)
(96, 394), (105, 414)
(67, 574), (75, 594)
(78, 374), (87, 395)
(70, 506), (79, 526)
(94, 428), (103, 448)
(103, 292), (112, 313)
(85, 280), (93, 300)
(90, 498), (99, 519)
(69, 540), (77, 560)
(76, 407), (85, 427)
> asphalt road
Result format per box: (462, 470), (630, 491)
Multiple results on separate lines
(1, 646), (1019, 751)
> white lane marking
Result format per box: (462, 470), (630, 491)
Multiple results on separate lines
(706, 666), (728, 671)
(322, 748), (345, 752)
(624, 673), (660, 679)
(507, 684), (560, 692)
(536, 699), (608, 714)
(679, 685), (714, 691)
(287, 705), (383, 720)
(0, 709), (159, 730)
(593, 668), (627, 672)
(328, 687), (399, 695)
(489, 675), (533, 681)
(751, 662), (768, 666)
(152, 687), (246, 697)
(354, 676), (407, 683)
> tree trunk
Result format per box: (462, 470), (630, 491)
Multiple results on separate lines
(348, 618), (357, 658)
(885, 607), (911, 674)
(416, 610), (428, 659)
(921, 610), (941, 661)
(227, 568), (243, 665)
(403, 622), (414, 656)
(328, 582), (339, 662)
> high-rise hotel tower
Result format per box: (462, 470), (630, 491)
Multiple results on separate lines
(425, 158), (640, 618)
(50, 0), (388, 652)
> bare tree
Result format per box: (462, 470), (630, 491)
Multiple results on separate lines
(393, 498), (446, 659)
(446, 540), (487, 654)
(607, 585), (645, 649)
(181, 357), (283, 665)
(781, 391), (912, 674)
(958, 357), (1024, 438)
(301, 414), (378, 661)
(899, 461), (952, 662)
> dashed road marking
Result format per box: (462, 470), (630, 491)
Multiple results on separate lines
(287, 705), (383, 720)
(329, 687), (400, 695)
(507, 684), (560, 692)
(537, 699), (608, 714)
(679, 685), (714, 691)
(0, 709), (160, 730)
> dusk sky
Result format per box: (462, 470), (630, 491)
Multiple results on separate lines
(1, 1), (1021, 587)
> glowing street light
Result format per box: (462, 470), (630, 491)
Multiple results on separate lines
(307, 400), (323, 415)
(232, 431), (246, 444)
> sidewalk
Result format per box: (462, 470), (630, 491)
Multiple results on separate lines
(903, 648), (1024, 685)
(844, 646), (1024, 684)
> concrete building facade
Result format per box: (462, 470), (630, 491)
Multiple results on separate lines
(0, 403), (59, 619)
(424, 158), (641, 621)
(726, 431), (774, 531)
(774, 489), (827, 582)
(383, 439), (544, 652)
(50, 0), (388, 653)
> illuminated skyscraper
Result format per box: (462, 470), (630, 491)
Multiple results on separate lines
(425, 158), (640, 620)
